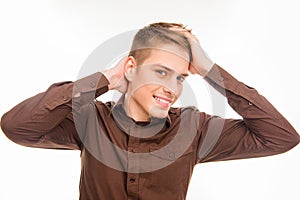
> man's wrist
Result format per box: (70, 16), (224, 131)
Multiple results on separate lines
(201, 60), (215, 76)
(193, 60), (215, 77)
(102, 70), (117, 90)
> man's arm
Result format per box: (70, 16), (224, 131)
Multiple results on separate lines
(0, 72), (110, 150)
(196, 64), (299, 163)
(171, 27), (299, 162)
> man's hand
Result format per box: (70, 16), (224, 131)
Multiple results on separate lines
(102, 57), (128, 93)
(170, 27), (215, 76)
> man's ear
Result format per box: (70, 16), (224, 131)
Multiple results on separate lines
(124, 56), (137, 81)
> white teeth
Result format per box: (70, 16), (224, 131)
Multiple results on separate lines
(154, 96), (170, 104)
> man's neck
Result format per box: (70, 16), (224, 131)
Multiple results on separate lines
(123, 93), (150, 122)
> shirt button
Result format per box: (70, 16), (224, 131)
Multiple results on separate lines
(62, 96), (68, 101)
(129, 177), (136, 183)
(169, 152), (175, 159)
(248, 101), (253, 105)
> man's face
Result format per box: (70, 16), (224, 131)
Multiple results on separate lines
(126, 44), (190, 120)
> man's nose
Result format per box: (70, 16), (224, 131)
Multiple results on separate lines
(162, 78), (178, 95)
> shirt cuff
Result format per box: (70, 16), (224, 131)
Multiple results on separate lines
(73, 72), (110, 96)
(45, 72), (110, 111)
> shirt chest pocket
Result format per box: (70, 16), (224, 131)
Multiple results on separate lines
(147, 145), (195, 193)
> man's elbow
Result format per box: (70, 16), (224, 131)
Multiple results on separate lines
(288, 132), (300, 149)
(1, 112), (24, 145)
(277, 131), (300, 153)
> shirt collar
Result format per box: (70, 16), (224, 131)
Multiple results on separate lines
(109, 94), (177, 137)
(112, 94), (174, 125)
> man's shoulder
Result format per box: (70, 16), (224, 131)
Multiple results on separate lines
(170, 106), (199, 113)
(169, 106), (200, 119)
(169, 106), (211, 121)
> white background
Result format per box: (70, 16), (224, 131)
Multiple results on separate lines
(0, 0), (299, 200)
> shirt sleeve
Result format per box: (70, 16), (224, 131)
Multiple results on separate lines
(196, 64), (300, 163)
(0, 72), (110, 150)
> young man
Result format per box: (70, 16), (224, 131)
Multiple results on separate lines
(1, 22), (299, 200)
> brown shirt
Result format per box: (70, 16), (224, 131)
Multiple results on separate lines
(1, 64), (299, 200)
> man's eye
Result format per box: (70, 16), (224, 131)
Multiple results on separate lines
(155, 69), (167, 76)
(177, 75), (185, 82)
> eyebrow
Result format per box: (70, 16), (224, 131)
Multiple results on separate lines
(155, 64), (189, 77)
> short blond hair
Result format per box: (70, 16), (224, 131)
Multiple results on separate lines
(129, 22), (192, 65)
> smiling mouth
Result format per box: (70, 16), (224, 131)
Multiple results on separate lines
(153, 95), (172, 108)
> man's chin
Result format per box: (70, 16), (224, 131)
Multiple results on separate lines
(149, 106), (169, 119)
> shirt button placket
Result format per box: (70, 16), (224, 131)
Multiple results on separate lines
(127, 126), (140, 199)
